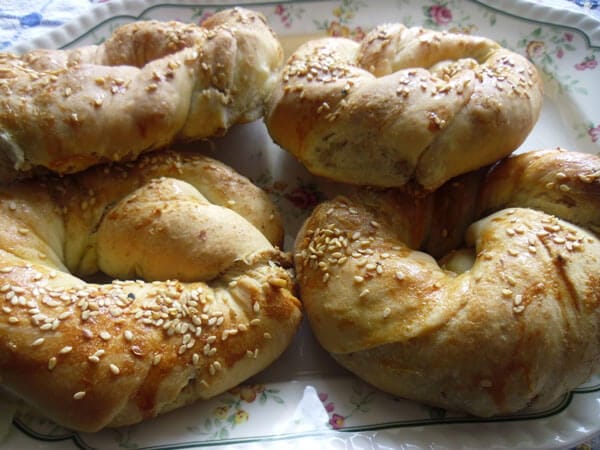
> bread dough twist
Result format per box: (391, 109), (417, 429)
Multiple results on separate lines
(0, 8), (283, 180)
(266, 24), (542, 190)
(0, 150), (301, 431)
(295, 149), (600, 416)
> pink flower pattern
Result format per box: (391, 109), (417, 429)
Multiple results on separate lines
(589, 124), (600, 143)
(575, 56), (598, 71)
(429, 5), (452, 25)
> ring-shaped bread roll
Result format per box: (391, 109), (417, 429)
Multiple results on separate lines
(0, 150), (301, 431)
(0, 8), (283, 180)
(266, 24), (543, 190)
(294, 149), (600, 416)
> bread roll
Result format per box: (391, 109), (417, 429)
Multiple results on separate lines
(0, 8), (283, 180)
(0, 149), (301, 431)
(294, 149), (600, 416)
(266, 23), (542, 190)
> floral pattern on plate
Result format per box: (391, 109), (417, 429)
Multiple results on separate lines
(3, 1), (600, 449)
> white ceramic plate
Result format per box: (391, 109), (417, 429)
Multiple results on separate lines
(3, 1), (600, 449)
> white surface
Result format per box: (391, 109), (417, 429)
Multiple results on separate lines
(1, 0), (600, 449)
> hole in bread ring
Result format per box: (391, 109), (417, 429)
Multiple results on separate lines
(295, 148), (600, 417)
(0, 150), (301, 432)
(266, 23), (543, 190)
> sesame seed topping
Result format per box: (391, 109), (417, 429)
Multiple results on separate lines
(99, 331), (112, 341)
(48, 357), (57, 371)
(383, 307), (391, 319)
(59, 346), (73, 354)
(73, 391), (86, 400)
(109, 364), (120, 375)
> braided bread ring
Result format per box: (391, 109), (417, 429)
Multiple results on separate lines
(266, 24), (542, 190)
(0, 150), (301, 431)
(295, 149), (600, 416)
(0, 8), (282, 180)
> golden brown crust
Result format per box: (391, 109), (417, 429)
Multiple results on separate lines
(0, 8), (283, 180)
(0, 150), (301, 431)
(294, 149), (600, 416)
(266, 23), (542, 190)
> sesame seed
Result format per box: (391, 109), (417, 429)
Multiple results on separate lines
(73, 391), (86, 400)
(513, 305), (525, 314)
(383, 307), (391, 319)
(58, 311), (72, 320)
(253, 302), (260, 314)
(124, 330), (134, 341)
(109, 364), (120, 375)
(48, 357), (57, 371)
(99, 331), (111, 341)
(152, 354), (162, 366)
(59, 346), (73, 354)
(359, 289), (370, 298)
(31, 337), (45, 346)
(395, 271), (405, 281)
(501, 289), (512, 298)
(559, 184), (570, 192)
(88, 355), (100, 363)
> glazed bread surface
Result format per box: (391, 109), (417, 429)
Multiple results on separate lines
(0, 150), (301, 432)
(294, 149), (600, 416)
(0, 8), (283, 180)
(266, 23), (543, 190)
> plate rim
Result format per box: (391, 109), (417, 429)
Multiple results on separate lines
(3, 0), (600, 449)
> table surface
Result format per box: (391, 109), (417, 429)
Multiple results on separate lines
(0, 1), (599, 449)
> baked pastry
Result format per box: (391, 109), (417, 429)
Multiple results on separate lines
(294, 148), (600, 416)
(266, 23), (543, 190)
(0, 149), (301, 431)
(0, 8), (283, 180)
